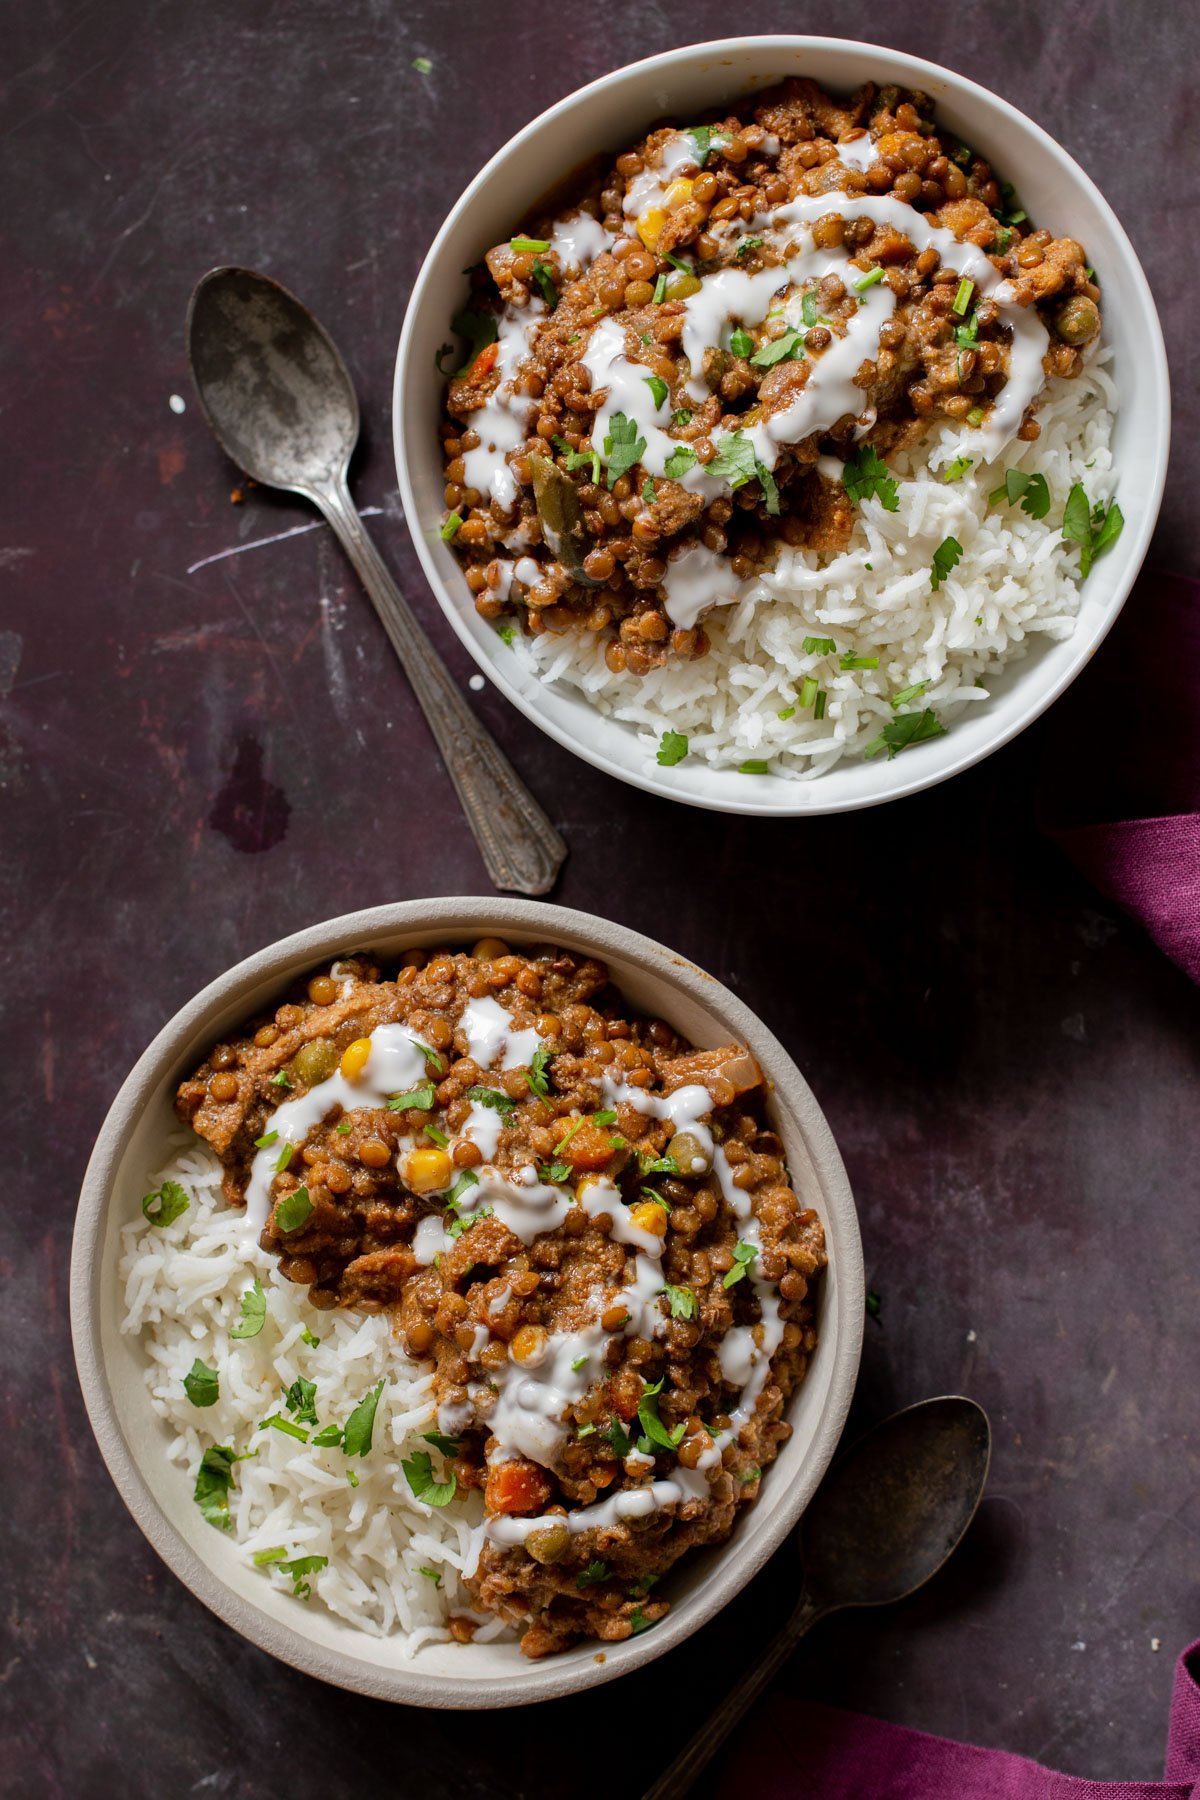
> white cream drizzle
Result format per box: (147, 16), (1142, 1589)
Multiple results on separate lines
(460, 994), (541, 1071)
(623, 132), (702, 219)
(548, 210), (613, 274)
(487, 1467), (710, 1545)
(835, 133), (877, 171)
(461, 304), (544, 510)
(662, 540), (752, 631)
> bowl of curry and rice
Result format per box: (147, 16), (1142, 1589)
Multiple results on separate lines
(70, 899), (863, 1704)
(395, 36), (1168, 814)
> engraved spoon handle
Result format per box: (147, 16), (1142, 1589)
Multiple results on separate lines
(642, 1593), (828, 1800)
(312, 473), (566, 895)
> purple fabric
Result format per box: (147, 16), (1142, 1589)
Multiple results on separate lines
(1038, 570), (1200, 983)
(720, 1640), (1200, 1798)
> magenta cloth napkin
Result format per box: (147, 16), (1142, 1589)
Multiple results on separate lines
(718, 1639), (1200, 1798)
(1038, 570), (1200, 983)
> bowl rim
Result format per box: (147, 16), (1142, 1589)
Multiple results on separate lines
(70, 897), (864, 1707)
(393, 32), (1171, 818)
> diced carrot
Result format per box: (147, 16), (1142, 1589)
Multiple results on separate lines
(562, 1121), (618, 1171)
(469, 341), (499, 378)
(485, 1460), (554, 1516)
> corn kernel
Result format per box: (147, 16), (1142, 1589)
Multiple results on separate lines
(339, 1036), (372, 1082)
(636, 207), (667, 249)
(663, 177), (695, 212)
(404, 1147), (452, 1193)
(629, 1201), (668, 1237)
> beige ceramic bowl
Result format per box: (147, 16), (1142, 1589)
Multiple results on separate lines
(71, 899), (863, 1705)
(395, 36), (1169, 817)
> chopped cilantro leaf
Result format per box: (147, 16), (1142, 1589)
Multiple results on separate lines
(930, 536), (963, 590)
(892, 681), (929, 709)
(723, 1241), (758, 1288)
(688, 126), (729, 167)
(577, 1560), (610, 1589)
(269, 1070), (292, 1089)
(602, 412), (646, 488)
(708, 431), (758, 489)
(734, 236), (763, 259)
(662, 1285), (698, 1321)
(637, 1376), (686, 1450)
(664, 444), (697, 479)
(412, 1039), (443, 1070)
(1062, 483), (1124, 576)
(989, 468), (1050, 520)
(672, 407), (692, 426)
(183, 1360), (219, 1407)
(592, 1109), (618, 1126)
(531, 260), (558, 309)
(527, 1042), (556, 1099)
(275, 1187), (313, 1233)
(863, 708), (948, 760)
(604, 1420), (632, 1461)
(630, 1606), (655, 1634)
(943, 456), (972, 483)
(258, 1414), (309, 1443)
(466, 1085), (516, 1117)
(421, 1430), (460, 1457)
(750, 328), (804, 368)
(283, 1376), (318, 1426)
(538, 1159), (572, 1183)
(842, 446), (899, 511)
(402, 1449), (457, 1506)
(656, 729), (688, 767)
(729, 326), (754, 358)
(253, 1545), (287, 1566)
(142, 1180), (188, 1227)
(643, 375), (668, 410)
(311, 1423), (344, 1448)
(301, 1327), (321, 1348)
(642, 477), (656, 503)
(231, 1277), (267, 1340)
(803, 635), (836, 656)
(447, 1169), (481, 1211)
(424, 1123), (449, 1148)
(279, 1554), (327, 1599)
(193, 1445), (243, 1530)
(343, 1380), (385, 1458)
(388, 1081), (436, 1112)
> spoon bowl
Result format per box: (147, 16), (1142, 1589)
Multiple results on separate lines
(801, 1394), (992, 1613)
(187, 267), (359, 493)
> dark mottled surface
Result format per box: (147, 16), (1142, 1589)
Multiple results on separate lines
(2, 2), (1197, 1795)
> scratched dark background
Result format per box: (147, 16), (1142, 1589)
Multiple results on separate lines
(3, 1), (1197, 1795)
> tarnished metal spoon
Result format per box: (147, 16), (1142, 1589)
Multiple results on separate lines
(186, 267), (567, 896)
(645, 1396), (992, 1800)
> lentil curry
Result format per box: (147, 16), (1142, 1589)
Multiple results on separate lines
(439, 77), (1101, 674)
(176, 942), (826, 1656)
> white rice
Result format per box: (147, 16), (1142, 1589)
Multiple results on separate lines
(514, 352), (1117, 779)
(120, 1140), (505, 1651)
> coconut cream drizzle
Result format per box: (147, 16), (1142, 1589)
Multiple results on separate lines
(461, 305), (544, 510)
(548, 210), (613, 274)
(460, 994), (541, 1071)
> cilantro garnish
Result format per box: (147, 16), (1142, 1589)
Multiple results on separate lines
(388, 1081), (436, 1111)
(842, 446), (899, 511)
(301, 1327), (321, 1348)
(538, 1160), (572, 1183)
(672, 407), (692, 426)
(284, 1376), (318, 1427)
(402, 1449), (457, 1506)
(531, 261), (558, 309)
(642, 477), (657, 503)
(343, 1380), (385, 1457)
(603, 412), (646, 488)
(231, 1277), (267, 1340)
(652, 272), (667, 304)
(801, 292), (828, 328)
(643, 375), (668, 410)
(183, 1360), (219, 1408)
(411, 1039), (443, 1070)
(447, 1204), (492, 1240)
(750, 329), (804, 368)
(739, 760), (770, 775)
(446, 1169), (480, 1209)
(577, 1423), (597, 1440)
(943, 456), (972, 483)
(275, 1187), (313, 1233)
(439, 511), (463, 541)
(467, 1085), (516, 1117)
(254, 1131), (279, 1150)
(989, 468), (1050, 520)
(258, 1414), (309, 1443)
(577, 1560), (610, 1588)
(661, 1285), (698, 1321)
(497, 625), (517, 647)
(656, 729), (688, 767)
(863, 709), (948, 760)
(450, 307), (498, 377)
(279, 1554), (327, 1600)
(510, 235), (550, 254)
(854, 266), (884, 292)
(687, 125), (729, 167)
(193, 1445), (246, 1530)
(421, 1430), (460, 1457)
(418, 1566), (442, 1585)
(664, 444), (697, 479)
(739, 1466), (761, 1486)
(553, 434), (602, 484)
(1062, 484), (1124, 577)
(434, 341), (455, 375)
(638, 1150), (679, 1178)
(723, 1241), (758, 1289)
(729, 326), (754, 358)
(891, 681), (929, 709)
(802, 635), (836, 656)
(527, 1042), (556, 1099)
(840, 652), (879, 671)
(571, 1355), (589, 1372)
(311, 1423), (344, 1448)
(274, 1143), (294, 1174)
(605, 1419), (632, 1461)
(269, 1070), (292, 1089)
(734, 236), (763, 259)
(592, 1109), (618, 1127)
(142, 1180), (188, 1227)
(637, 1377), (686, 1450)
(708, 431), (758, 488)
(630, 1606), (655, 1635)
(954, 313), (979, 349)
(930, 536), (963, 590)
(424, 1123), (449, 1148)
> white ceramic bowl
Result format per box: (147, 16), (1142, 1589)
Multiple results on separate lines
(395, 35), (1169, 816)
(71, 899), (862, 1706)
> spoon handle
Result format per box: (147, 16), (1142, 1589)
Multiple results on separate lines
(313, 475), (567, 896)
(642, 1593), (826, 1800)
